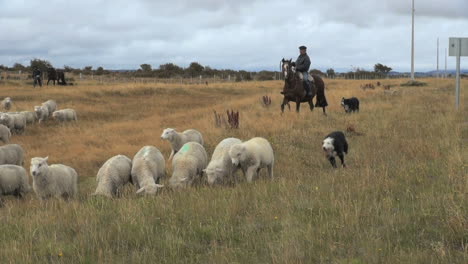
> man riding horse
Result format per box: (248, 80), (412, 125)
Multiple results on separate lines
(294, 45), (312, 97)
(280, 46), (328, 114)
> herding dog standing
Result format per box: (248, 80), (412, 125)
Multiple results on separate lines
(322, 131), (348, 168)
(341, 97), (360, 113)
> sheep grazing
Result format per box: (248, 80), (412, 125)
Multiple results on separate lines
(169, 142), (208, 188)
(30, 156), (78, 200)
(34, 105), (49, 123)
(0, 113), (14, 131)
(132, 146), (165, 195)
(20, 111), (38, 125)
(42, 100), (57, 117)
(2, 97), (12, 111)
(204, 137), (242, 185)
(9, 113), (26, 134)
(94, 155), (132, 198)
(0, 124), (11, 143)
(161, 128), (204, 160)
(0, 144), (24, 165)
(228, 137), (274, 182)
(52, 109), (77, 122)
(0, 165), (31, 198)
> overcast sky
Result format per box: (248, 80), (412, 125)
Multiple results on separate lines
(0, 0), (467, 72)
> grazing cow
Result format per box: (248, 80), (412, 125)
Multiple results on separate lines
(341, 97), (360, 113)
(322, 131), (348, 168)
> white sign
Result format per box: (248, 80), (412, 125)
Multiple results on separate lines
(448, 37), (466, 110)
(449, 37), (468, 56)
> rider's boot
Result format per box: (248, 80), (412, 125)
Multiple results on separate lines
(304, 81), (312, 97)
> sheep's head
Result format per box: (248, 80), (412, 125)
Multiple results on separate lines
(30, 157), (49, 178)
(204, 166), (224, 185)
(322, 137), (335, 155)
(34, 106), (42, 114)
(52, 111), (61, 119)
(229, 144), (246, 166)
(136, 184), (164, 195)
(0, 114), (10, 123)
(161, 128), (175, 140)
(341, 98), (345, 106)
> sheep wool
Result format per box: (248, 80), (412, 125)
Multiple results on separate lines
(160, 128), (204, 160)
(0, 144), (24, 166)
(204, 137), (242, 185)
(132, 146), (165, 195)
(0, 124), (11, 143)
(228, 137), (274, 182)
(52, 109), (78, 122)
(94, 155), (132, 197)
(30, 157), (78, 200)
(169, 142), (208, 188)
(0, 165), (31, 197)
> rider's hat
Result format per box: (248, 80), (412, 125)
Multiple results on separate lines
(299, 45), (307, 50)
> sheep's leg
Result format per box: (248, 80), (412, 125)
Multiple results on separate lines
(168, 150), (174, 161)
(267, 164), (274, 179)
(246, 166), (258, 182)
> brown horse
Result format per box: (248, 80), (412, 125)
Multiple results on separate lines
(280, 59), (328, 114)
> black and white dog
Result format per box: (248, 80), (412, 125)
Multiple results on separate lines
(322, 131), (348, 168)
(341, 97), (359, 113)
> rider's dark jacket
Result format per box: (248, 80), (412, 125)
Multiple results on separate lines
(295, 53), (311, 73)
(33, 69), (41, 77)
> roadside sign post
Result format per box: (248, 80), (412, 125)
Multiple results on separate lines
(449, 37), (468, 110)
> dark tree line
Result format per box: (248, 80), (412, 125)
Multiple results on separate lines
(0, 60), (395, 81)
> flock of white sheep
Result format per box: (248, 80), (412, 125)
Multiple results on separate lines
(0, 97), (77, 142)
(0, 100), (275, 199)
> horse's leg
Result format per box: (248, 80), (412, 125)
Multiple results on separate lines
(287, 103), (291, 111)
(322, 107), (327, 116)
(281, 98), (288, 113)
(296, 98), (301, 113)
(308, 97), (314, 111)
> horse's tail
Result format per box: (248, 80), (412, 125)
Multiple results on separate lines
(312, 75), (328, 107)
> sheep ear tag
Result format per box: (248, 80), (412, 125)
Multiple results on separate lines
(180, 144), (190, 154)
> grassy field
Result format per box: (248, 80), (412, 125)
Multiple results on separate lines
(0, 78), (466, 263)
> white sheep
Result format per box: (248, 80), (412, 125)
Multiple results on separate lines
(9, 113), (26, 134)
(160, 128), (204, 160)
(94, 155), (132, 197)
(228, 137), (274, 182)
(0, 144), (24, 165)
(30, 156), (78, 200)
(0, 124), (11, 143)
(132, 146), (165, 195)
(52, 109), (77, 122)
(42, 100), (57, 117)
(169, 142), (208, 188)
(20, 111), (38, 125)
(204, 137), (242, 185)
(34, 105), (49, 123)
(0, 165), (31, 197)
(0, 113), (14, 131)
(2, 97), (12, 111)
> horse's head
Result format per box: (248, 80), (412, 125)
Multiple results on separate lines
(281, 58), (295, 79)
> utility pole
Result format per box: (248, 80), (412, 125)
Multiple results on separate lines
(437, 37), (439, 78)
(444, 48), (447, 78)
(411, 0), (415, 80)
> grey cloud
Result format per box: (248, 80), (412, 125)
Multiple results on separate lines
(0, 0), (466, 71)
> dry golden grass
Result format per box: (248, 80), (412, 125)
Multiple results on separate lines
(0, 78), (466, 263)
